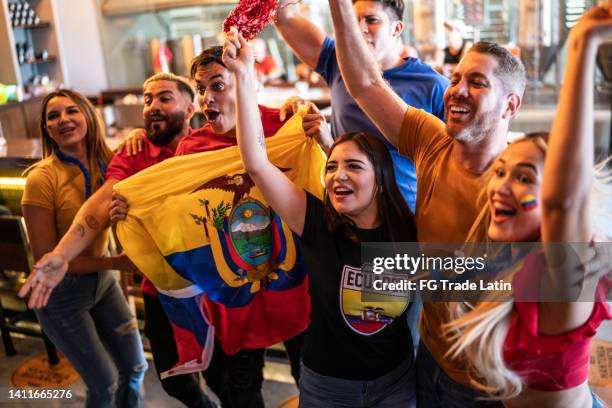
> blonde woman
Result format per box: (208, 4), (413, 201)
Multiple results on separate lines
(20, 89), (147, 407)
(446, 6), (612, 408)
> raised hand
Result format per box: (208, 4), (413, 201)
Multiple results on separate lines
(302, 102), (333, 154)
(279, 96), (307, 121)
(18, 253), (68, 309)
(222, 27), (255, 75)
(568, 4), (612, 47)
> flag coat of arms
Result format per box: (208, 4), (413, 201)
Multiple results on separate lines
(115, 110), (325, 377)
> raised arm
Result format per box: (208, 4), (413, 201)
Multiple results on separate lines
(328, 0), (408, 146)
(223, 29), (307, 235)
(539, 6), (612, 333)
(542, 6), (612, 243)
(273, 0), (326, 69)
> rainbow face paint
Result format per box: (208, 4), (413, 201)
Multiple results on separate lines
(520, 194), (538, 211)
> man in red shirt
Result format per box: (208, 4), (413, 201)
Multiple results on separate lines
(176, 46), (285, 155)
(184, 46), (303, 408)
(35, 47), (310, 407)
(115, 46), (305, 408)
(28, 72), (228, 408)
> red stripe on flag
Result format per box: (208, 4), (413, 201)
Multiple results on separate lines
(203, 277), (310, 355)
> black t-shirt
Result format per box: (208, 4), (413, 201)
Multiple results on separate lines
(299, 193), (413, 380)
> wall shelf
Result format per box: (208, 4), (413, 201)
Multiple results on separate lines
(0, 0), (64, 90)
(12, 21), (49, 29)
(19, 56), (56, 66)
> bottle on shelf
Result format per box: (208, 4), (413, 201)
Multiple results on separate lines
(36, 50), (49, 61)
(16, 42), (25, 64)
(10, 0), (41, 28)
(24, 46), (34, 63)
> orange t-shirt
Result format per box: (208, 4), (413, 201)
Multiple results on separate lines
(398, 106), (485, 387)
(22, 155), (109, 258)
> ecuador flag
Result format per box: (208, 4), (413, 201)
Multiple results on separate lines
(114, 110), (325, 377)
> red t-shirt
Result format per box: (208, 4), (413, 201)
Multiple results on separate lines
(107, 137), (176, 295)
(176, 106), (284, 155)
(503, 251), (611, 391)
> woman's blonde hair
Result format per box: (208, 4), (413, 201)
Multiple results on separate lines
(36, 89), (113, 184)
(448, 133), (612, 400)
(447, 132), (549, 399)
(444, 290), (523, 399)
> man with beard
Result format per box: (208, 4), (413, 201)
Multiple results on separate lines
(113, 46), (306, 408)
(29, 72), (229, 408)
(326, 1), (526, 406)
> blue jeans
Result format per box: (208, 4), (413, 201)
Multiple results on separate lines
(593, 392), (605, 408)
(416, 341), (503, 408)
(299, 358), (416, 408)
(35, 271), (147, 408)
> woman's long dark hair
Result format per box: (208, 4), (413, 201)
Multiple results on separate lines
(323, 132), (417, 242)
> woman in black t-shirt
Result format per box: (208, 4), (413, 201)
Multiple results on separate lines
(223, 29), (418, 407)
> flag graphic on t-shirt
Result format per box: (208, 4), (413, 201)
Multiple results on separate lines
(340, 265), (409, 336)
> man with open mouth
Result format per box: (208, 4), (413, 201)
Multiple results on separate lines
(327, 0), (527, 406)
(171, 46), (305, 408)
(113, 46), (314, 408)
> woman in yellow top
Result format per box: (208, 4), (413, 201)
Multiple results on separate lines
(20, 89), (147, 407)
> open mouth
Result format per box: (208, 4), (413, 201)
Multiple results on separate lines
(333, 187), (354, 197)
(494, 208), (516, 217)
(448, 104), (471, 116)
(205, 110), (220, 122)
(491, 202), (517, 222)
(149, 115), (167, 124)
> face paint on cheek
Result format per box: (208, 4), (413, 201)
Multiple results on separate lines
(520, 194), (538, 211)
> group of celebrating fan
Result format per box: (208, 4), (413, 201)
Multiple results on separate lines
(16, 0), (612, 407)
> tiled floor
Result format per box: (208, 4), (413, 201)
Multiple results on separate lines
(3, 315), (612, 407)
(0, 334), (298, 408)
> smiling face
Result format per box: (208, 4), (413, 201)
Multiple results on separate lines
(487, 139), (545, 242)
(444, 52), (508, 143)
(44, 96), (88, 152)
(143, 80), (192, 146)
(194, 62), (236, 136)
(353, 1), (402, 66)
(325, 140), (380, 228)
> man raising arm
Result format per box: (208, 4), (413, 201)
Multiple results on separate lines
(275, 0), (448, 211)
(329, 0), (525, 241)
(328, 1), (526, 406)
